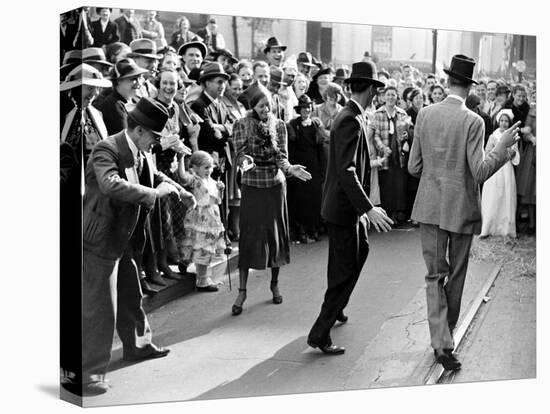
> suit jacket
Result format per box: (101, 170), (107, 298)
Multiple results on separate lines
(321, 100), (373, 227)
(94, 89), (129, 135)
(408, 96), (510, 235)
(83, 131), (184, 260)
(90, 19), (120, 47)
(114, 15), (142, 45)
(190, 91), (232, 163)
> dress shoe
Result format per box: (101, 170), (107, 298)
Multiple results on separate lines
(123, 344), (170, 361)
(434, 348), (459, 362)
(434, 350), (461, 371)
(307, 340), (345, 355)
(270, 281), (283, 304)
(62, 376), (109, 396)
(148, 271), (167, 287)
(177, 262), (188, 274)
(163, 270), (184, 281)
(196, 284), (219, 292)
(140, 278), (160, 295)
(336, 311), (348, 323)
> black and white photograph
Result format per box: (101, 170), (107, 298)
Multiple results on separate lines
(4, 0), (547, 413)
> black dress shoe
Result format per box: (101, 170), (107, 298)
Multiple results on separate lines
(62, 376), (109, 396)
(434, 350), (461, 371)
(336, 311), (348, 323)
(123, 344), (170, 361)
(196, 284), (219, 292)
(148, 271), (167, 287)
(434, 349), (459, 362)
(140, 278), (160, 295)
(307, 340), (345, 355)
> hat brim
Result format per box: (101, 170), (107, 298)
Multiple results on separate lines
(127, 112), (164, 136)
(264, 45), (287, 54)
(60, 77), (112, 91)
(177, 42), (208, 59)
(128, 52), (163, 60)
(116, 67), (150, 80)
(84, 59), (113, 67)
(443, 69), (479, 85)
(344, 76), (385, 88)
(199, 72), (230, 83)
(297, 61), (316, 67)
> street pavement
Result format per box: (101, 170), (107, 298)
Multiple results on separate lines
(63, 228), (533, 407)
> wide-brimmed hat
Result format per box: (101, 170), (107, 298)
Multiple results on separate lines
(296, 51), (316, 67)
(177, 41), (208, 59)
(269, 66), (287, 86)
(198, 62), (230, 83)
(112, 58), (149, 80)
(443, 54), (478, 85)
(82, 47), (113, 68)
(60, 50), (83, 80)
(263, 36), (287, 54)
(60, 63), (112, 91)
(128, 39), (162, 60)
(294, 94), (314, 112)
(128, 97), (169, 136)
(211, 48), (238, 65)
(313, 66), (333, 80)
(344, 61), (385, 88)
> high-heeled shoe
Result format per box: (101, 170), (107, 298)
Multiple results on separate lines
(270, 281), (283, 304)
(232, 288), (247, 316)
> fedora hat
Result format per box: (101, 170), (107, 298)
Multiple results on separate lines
(128, 97), (169, 136)
(344, 61), (385, 88)
(269, 66), (287, 86)
(177, 40), (208, 59)
(112, 58), (149, 80)
(294, 94), (313, 112)
(263, 36), (287, 54)
(199, 62), (230, 83)
(128, 39), (162, 60)
(443, 54), (478, 85)
(313, 66), (333, 80)
(60, 63), (112, 91)
(334, 67), (349, 80)
(82, 47), (113, 68)
(211, 48), (238, 65)
(60, 50), (82, 81)
(296, 51), (316, 67)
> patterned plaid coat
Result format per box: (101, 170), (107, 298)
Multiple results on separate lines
(371, 105), (411, 164)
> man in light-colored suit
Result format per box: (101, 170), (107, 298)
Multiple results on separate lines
(408, 55), (520, 371)
(71, 98), (196, 396)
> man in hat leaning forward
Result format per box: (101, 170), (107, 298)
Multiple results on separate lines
(408, 54), (520, 371)
(307, 62), (393, 355)
(70, 97), (196, 396)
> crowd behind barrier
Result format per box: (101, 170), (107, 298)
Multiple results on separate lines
(59, 7), (536, 396)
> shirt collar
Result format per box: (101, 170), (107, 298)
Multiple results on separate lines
(124, 130), (139, 160)
(204, 90), (219, 104)
(447, 94), (465, 104)
(350, 98), (366, 119)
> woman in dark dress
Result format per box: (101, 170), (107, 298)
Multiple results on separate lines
(286, 94), (327, 242)
(231, 84), (311, 315)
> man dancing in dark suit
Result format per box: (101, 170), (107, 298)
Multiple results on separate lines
(307, 62), (393, 355)
(67, 98), (196, 396)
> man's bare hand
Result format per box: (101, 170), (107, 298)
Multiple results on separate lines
(365, 207), (393, 232)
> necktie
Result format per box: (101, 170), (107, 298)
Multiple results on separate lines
(136, 152), (144, 177)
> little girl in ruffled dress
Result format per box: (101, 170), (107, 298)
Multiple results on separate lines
(180, 151), (226, 292)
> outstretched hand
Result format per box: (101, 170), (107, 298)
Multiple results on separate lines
(365, 207), (393, 232)
(289, 164), (312, 181)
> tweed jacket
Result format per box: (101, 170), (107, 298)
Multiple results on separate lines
(90, 19), (120, 47)
(408, 96), (510, 235)
(321, 100), (373, 227)
(83, 131), (184, 260)
(371, 105), (411, 158)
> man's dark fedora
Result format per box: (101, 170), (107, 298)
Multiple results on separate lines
(294, 94), (313, 111)
(128, 97), (169, 136)
(263, 36), (287, 54)
(344, 61), (385, 88)
(269, 66), (287, 85)
(443, 54), (479, 85)
(296, 51), (316, 67)
(211, 48), (238, 65)
(112, 58), (149, 80)
(198, 62), (230, 83)
(177, 40), (208, 59)
(334, 67), (350, 80)
(128, 39), (162, 60)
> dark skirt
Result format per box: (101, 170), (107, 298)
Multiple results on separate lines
(516, 142), (536, 205)
(378, 166), (408, 213)
(238, 183), (290, 270)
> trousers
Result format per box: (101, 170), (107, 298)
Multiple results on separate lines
(419, 223), (473, 351)
(308, 219), (369, 345)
